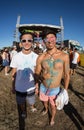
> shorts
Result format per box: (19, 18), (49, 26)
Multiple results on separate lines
(16, 90), (35, 105)
(2, 59), (9, 66)
(71, 63), (77, 69)
(39, 84), (60, 106)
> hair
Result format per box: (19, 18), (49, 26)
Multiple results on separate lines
(40, 29), (57, 39)
(74, 48), (78, 51)
(19, 32), (34, 41)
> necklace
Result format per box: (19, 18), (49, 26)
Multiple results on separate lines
(47, 51), (57, 61)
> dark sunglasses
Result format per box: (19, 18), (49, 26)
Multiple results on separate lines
(21, 39), (33, 43)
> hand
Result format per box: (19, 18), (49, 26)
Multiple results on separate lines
(35, 88), (39, 95)
(11, 86), (16, 94)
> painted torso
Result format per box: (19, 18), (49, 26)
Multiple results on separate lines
(41, 51), (64, 88)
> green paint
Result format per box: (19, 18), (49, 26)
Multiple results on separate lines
(42, 58), (63, 87)
(54, 59), (63, 64)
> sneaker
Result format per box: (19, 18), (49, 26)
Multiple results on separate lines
(31, 107), (37, 112)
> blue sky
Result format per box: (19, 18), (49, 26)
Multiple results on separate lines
(0, 0), (84, 49)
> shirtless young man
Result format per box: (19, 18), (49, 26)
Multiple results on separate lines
(35, 30), (70, 126)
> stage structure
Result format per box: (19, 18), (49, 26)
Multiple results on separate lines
(14, 15), (64, 46)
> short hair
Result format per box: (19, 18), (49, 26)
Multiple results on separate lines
(40, 29), (56, 39)
(19, 32), (34, 41)
(74, 48), (78, 51)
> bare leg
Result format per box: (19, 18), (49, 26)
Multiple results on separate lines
(42, 101), (48, 115)
(50, 104), (56, 126)
(70, 69), (73, 75)
(5, 66), (9, 75)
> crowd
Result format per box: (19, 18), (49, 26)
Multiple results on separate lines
(0, 30), (81, 130)
(0, 42), (80, 76)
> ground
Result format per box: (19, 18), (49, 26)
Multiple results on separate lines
(0, 66), (84, 130)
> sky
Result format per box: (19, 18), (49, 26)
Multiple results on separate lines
(0, 0), (84, 49)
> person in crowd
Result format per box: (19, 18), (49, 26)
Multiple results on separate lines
(34, 42), (43, 54)
(10, 32), (38, 130)
(0, 51), (3, 66)
(69, 48), (73, 74)
(2, 48), (10, 75)
(63, 47), (69, 54)
(70, 48), (80, 75)
(10, 45), (17, 60)
(35, 30), (70, 126)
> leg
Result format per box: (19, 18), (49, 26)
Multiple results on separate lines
(50, 104), (56, 126)
(16, 94), (27, 130)
(42, 101), (48, 115)
(73, 69), (75, 74)
(5, 66), (8, 75)
(26, 94), (37, 112)
(44, 101), (48, 112)
(17, 102), (27, 130)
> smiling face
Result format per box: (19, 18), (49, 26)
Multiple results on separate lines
(21, 34), (33, 51)
(44, 33), (56, 50)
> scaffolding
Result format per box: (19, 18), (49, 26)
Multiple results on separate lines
(14, 15), (64, 46)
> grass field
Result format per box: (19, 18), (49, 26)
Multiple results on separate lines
(80, 53), (84, 67)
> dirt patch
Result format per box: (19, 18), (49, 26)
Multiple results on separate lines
(0, 66), (84, 130)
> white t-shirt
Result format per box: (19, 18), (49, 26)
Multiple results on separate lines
(10, 50), (17, 59)
(72, 52), (79, 64)
(10, 51), (38, 92)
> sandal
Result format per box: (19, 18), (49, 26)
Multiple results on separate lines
(31, 107), (37, 112)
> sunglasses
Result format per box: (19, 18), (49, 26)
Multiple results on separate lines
(44, 38), (56, 44)
(21, 39), (33, 43)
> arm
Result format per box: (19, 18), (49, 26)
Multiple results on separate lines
(34, 55), (42, 94)
(11, 68), (17, 94)
(63, 54), (70, 90)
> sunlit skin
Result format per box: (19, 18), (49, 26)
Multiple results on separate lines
(35, 33), (70, 125)
(21, 34), (33, 54)
(36, 34), (70, 89)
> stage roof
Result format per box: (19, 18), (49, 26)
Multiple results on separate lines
(17, 24), (62, 34)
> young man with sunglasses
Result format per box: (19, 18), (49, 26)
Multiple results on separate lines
(35, 30), (70, 126)
(10, 32), (38, 130)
